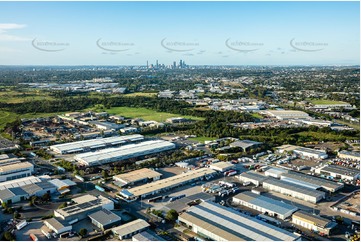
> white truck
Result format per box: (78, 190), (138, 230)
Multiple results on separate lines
(16, 220), (28, 230)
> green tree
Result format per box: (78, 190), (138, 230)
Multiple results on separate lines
(58, 202), (67, 209)
(165, 209), (179, 221)
(1, 201), (8, 209)
(101, 170), (108, 179)
(3, 231), (15, 241)
(13, 212), (21, 219)
(79, 228), (88, 237)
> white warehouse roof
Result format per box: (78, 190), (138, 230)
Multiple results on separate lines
(50, 134), (144, 154)
(179, 201), (300, 241)
(233, 191), (298, 217)
(74, 140), (175, 166)
(0, 176), (42, 190)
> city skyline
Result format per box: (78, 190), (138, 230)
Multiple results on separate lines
(0, 1), (359, 66)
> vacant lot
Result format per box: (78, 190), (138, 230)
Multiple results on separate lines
(104, 106), (203, 122)
(188, 136), (217, 143)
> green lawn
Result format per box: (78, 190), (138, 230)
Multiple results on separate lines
(103, 106), (203, 122)
(251, 113), (264, 119)
(188, 136), (216, 143)
(123, 92), (157, 97)
(0, 90), (54, 104)
(308, 99), (348, 105)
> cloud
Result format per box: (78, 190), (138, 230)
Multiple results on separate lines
(0, 23), (26, 32)
(0, 23), (29, 41)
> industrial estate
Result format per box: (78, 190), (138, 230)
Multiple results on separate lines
(0, 1), (360, 242)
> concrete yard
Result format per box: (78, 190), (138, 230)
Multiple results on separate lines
(14, 221), (47, 241)
(337, 191), (360, 214)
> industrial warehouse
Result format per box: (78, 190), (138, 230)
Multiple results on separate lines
(120, 168), (216, 199)
(54, 194), (114, 221)
(0, 176), (44, 190)
(74, 140), (176, 166)
(276, 145), (328, 159)
(293, 147), (328, 160)
(314, 165), (360, 182)
(264, 110), (310, 120)
(113, 168), (162, 187)
(238, 171), (268, 186)
(0, 161), (34, 182)
(280, 171), (344, 192)
(262, 177), (326, 204)
(292, 210), (337, 235)
(178, 201), (300, 241)
(232, 191), (299, 220)
(49, 134), (144, 154)
(208, 161), (235, 172)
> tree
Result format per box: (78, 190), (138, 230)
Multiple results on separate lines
(79, 228), (88, 237)
(58, 202), (67, 209)
(165, 209), (179, 222)
(13, 212), (21, 219)
(42, 193), (51, 202)
(1, 201), (8, 209)
(101, 170), (108, 179)
(3, 231), (15, 241)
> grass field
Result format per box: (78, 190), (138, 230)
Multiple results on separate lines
(251, 113), (264, 119)
(0, 90), (54, 103)
(103, 106), (203, 122)
(188, 136), (217, 143)
(123, 92), (157, 97)
(0, 110), (59, 130)
(308, 99), (348, 105)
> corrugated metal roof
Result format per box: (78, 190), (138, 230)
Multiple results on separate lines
(50, 134), (144, 153)
(263, 177), (325, 198)
(239, 171), (268, 182)
(0, 176), (42, 190)
(113, 168), (162, 184)
(281, 171), (343, 191)
(179, 201), (300, 241)
(233, 191), (298, 216)
(293, 210), (330, 228)
(88, 209), (121, 226)
(112, 219), (150, 237)
(74, 140), (175, 166)
(126, 168), (216, 197)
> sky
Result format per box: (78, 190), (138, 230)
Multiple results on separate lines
(0, 1), (359, 66)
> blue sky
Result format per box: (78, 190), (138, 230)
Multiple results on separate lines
(0, 1), (359, 65)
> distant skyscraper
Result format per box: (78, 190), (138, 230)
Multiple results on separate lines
(173, 61), (177, 69)
(156, 60), (159, 68)
(146, 61), (149, 69)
